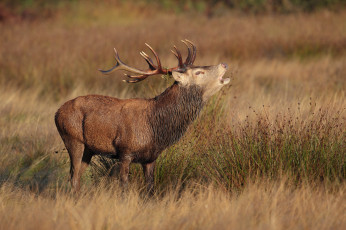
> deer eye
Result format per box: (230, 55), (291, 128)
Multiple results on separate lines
(195, 71), (204, 76)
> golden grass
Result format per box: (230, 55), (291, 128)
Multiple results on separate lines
(0, 180), (344, 230)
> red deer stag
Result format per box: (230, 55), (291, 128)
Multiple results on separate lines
(55, 40), (230, 192)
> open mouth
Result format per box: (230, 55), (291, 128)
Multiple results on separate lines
(219, 63), (230, 84)
(219, 76), (230, 84)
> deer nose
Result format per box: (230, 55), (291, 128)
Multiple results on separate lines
(221, 63), (228, 69)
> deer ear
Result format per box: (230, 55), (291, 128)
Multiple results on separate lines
(172, 71), (186, 83)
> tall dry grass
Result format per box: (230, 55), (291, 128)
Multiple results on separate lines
(0, 180), (345, 230)
(0, 3), (345, 229)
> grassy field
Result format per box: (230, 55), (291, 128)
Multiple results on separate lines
(0, 2), (345, 229)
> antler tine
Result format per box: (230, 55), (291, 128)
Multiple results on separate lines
(171, 49), (178, 58)
(124, 73), (149, 79)
(98, 63), (119, 75)
(145, 43), (162, 70)
(185, 39), (197, 65)
(99, 48), (149, 75)
(181, 40), (192, 66)
(140, 51), (157, 70)
(140, 51), (155, 65)
(173, 45), (184, 68)
(123, 75), (149, 83)
(98, 48), (121, 74)
(124, 78), (141, 83)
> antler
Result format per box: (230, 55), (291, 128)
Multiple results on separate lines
(99, 39), (197, 83)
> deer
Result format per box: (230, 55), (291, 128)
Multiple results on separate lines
(55, 40), (230, 192)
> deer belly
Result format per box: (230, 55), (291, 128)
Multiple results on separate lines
(82, 113), (154, 156)
(82, 116), (117, 154)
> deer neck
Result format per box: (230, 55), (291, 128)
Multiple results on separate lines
(150, 82), (204, 150)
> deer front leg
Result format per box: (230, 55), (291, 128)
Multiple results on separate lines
(142, 161), (156, 194)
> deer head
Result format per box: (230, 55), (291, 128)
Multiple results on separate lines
(99, 39), (230, 101)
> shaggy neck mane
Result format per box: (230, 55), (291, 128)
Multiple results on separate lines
(149, 82), (204, 150)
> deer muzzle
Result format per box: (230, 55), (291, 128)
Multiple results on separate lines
(219, 63), (230, 85)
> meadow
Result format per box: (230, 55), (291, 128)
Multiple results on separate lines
(0, 1), (345, 229)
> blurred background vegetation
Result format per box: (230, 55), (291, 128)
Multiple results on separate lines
(1, 0), (346, 20)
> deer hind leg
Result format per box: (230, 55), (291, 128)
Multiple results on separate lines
(142, 161), (156, 194)
(119, 157), (132, 189)
(62, 137), (88, 191)
(79, 147), (93, 177)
